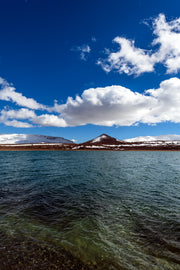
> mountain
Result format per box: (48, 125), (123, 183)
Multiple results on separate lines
(124, 134), (180, 142)
(0, 133), (180, 151)
(0, 134), (73, 144)
(84, 134), (122, 145)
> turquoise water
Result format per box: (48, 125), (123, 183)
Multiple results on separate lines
(0, 151), (179, 270)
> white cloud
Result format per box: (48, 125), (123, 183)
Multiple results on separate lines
(72, 44), (91, 60)
(52, 77), (180, 127)
(4, 120), (33, 128)
(0, 107), (66, 128)
(0, 108), (36, 120)
(98, 37), (154, 75)
(98, 14), (180, 75)
(32, 114), (67, 127)
(152, 14), (180, 73)
(144, 77), (180, 123)
(54, 86), (152, 126)
(0, 78), (46, 110)
(0, 108), (36, 128)
(1, 76), (180, 128)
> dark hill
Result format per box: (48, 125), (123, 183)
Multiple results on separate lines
(82, 134), (123, 145)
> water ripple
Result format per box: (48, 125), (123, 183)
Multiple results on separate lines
(0, 151), (179, 269)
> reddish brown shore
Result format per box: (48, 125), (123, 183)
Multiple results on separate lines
(0, 143), (180, 151)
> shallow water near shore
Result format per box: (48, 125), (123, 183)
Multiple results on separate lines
(0, 151), (179, 270)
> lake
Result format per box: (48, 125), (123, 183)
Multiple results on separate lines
(0, 151), (179, 269)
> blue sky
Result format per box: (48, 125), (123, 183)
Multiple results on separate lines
(0, 0), (180, 142)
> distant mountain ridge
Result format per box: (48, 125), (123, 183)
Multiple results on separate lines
(124, 134), (180, 142)
(0, 134), (73, 144)
(69, 133), (180, 151)
(0, 133), (180, 146)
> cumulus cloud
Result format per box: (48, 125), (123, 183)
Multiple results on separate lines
(54, 86), (153, 126)
(71, 44), (91, 60)
(152, 14), (180, 73)
(98, 14), (180, 75)
(52, 77), (180, 126)
(144, 77), (180, 123)
(31, 114), (67, 127)
(1, 77), (180, 128)
(0, 78), (46, 110)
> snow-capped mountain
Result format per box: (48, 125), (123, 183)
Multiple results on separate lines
(0, 134), (73, 144)
(124, 134), (180, 142)
(0, 133), (180, 150)
(85, 134), (122, 145)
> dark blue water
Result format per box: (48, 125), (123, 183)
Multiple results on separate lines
(0, 151), (179, 269)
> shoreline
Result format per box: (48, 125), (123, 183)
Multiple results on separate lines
(0, 147), (180, 151)
(0, 141), (180, 151)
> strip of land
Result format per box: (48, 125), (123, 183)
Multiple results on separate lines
(1, 134), (180, 151)
(0, 142), (180, 151)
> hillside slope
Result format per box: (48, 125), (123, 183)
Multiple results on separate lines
(0, 134), (73, 144)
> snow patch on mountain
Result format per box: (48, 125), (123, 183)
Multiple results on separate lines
(124, 134), (180, 142)
(91, 134), (109, 143)
(0, 134), (73, 144)
(90, 134), (121, 144)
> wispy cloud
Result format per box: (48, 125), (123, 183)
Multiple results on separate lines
(0, 108), (36, 120)
(98, 14), (180, 75)
(4, 120), (33, 128)
(97, 37), (154, 75)
(71, 44), (91, 61)
(0, 107), (67, 128)
(0, 78), (46, 110)
(0, 108), (36, 128)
